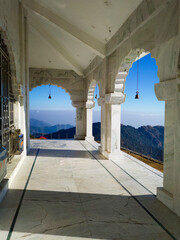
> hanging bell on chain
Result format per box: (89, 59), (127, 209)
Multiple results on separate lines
(135, 91), (139, 99)
(95, 84), (98, 99)
(48, 84), (52, 99)
(135, 51), (140, 100)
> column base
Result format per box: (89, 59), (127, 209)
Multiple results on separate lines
(98, 145), (103, 153)
(74, 135), (86, 140)
(85, 136), (94, 142)
(99, 149), (124, 160)
(157, 187), (173, 211)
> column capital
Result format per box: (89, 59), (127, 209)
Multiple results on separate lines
(105, 93), (126, 105)
(86, 100), (95, 109)
(98, 97), (105, 106)
(72, 101), (86, 108)
(155, 79), (180, 101)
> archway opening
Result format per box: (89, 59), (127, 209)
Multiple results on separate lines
(29, 85), (76, 139)
(121, 53), (164, 170)
(92, 84), (101, 142)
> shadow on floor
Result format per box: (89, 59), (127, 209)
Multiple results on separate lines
(0, 189), (180, 239)
(28, 148), (106, 160)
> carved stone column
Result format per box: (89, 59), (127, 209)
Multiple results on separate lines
(104, 93), (125, 160)
(98, 97), (105, 154)
(73, 102), (86, 140)
(155, 79), (180, 217)
(85, 101), (95, 142)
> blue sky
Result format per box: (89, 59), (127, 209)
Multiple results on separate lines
(30, 53), (164, 127)
(121, 53), (164, 127)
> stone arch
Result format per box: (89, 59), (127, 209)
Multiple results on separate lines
(87, 79), (99, 103)
(85, 58), (106, 101)
(101, 49), (159, 160)
(113, 50), (153, 99)
(0, 30), (20, 98)
(29, 68), (85, 105)
(30, 82), (74, 104)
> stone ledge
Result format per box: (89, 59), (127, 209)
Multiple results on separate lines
(0, 179), (8, 203)
(0, 153), (26, 204)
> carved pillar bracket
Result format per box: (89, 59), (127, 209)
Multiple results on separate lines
(105, 92), (126, 105)
(86, 100), (95, 109)
(155, 79), (180, 101)
(98, 97), (105, 107)
(72, 101), (86, 108)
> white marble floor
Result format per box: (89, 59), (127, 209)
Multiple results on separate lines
(0, 140), (180, 240)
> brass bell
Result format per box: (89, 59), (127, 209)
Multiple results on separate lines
(135, 91), (139, 99)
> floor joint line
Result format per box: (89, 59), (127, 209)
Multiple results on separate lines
(6, 148), (40, 240)
(86, 140), (163, 178)
(79, 141), (176, 240)
(111, 160), (156, 196)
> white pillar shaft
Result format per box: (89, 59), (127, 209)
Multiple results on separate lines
(163, 101), (176, 194)
(25, 85), (30, 151)
(98, 94), (124, 159)
(85, 108), (94, 141)
(106, 104), (121, 154)
(74, 107), (86, 140)
(100, 103), (106, 152)
(155, 80), (180, 217)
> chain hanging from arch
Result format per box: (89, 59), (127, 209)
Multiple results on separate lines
(48, 84), (52, 99)
(135, 52), (140, 99)
(95, 84), (98, 99)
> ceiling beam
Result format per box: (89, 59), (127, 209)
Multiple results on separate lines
(22, 0), (105, 58)
(30, 22), (84, 76)
(31, 23), (84, 76)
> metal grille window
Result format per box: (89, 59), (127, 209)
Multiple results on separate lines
(0, 33), (14, 160)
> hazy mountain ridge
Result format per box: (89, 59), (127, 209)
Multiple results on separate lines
(30, 118), (51, 128)
(30, 120), (164, 162)
(30, 118), (73, 135)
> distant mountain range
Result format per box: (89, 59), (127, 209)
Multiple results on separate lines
(121, 124), (164, 161)
(30, 118), (73, 136)
(30, 119), (164, 162)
